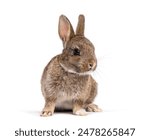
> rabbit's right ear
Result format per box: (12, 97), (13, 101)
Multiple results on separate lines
(58, 15), (75, 46)
(76, 15), (85, 36)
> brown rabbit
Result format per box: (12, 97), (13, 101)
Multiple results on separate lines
(40, 15), (102, 116)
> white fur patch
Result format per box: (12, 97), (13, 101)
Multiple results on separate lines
(60, 63), (92, 76)
(74, 109), (88, 116)
(56, 92), (73, 110)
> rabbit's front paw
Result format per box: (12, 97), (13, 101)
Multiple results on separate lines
(73, 109), (88, 116)
(40, 110), (53, 117)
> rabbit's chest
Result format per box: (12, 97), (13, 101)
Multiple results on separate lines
(58, 74), (89, 91)
(52, 73), (90, 110)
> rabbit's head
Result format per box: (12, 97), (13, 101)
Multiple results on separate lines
(59, 15), (97, 74)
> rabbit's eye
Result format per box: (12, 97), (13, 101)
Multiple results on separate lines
(73, 48), (80, 56)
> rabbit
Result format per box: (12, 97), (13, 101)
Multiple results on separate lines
(40, 14), (102, 116)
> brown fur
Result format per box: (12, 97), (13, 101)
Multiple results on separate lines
(76, 15), (85, 36)
(40, 15), (102, 116)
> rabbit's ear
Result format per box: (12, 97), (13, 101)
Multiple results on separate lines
(58, 15), (75, 45)
(76, 15), (85, 36)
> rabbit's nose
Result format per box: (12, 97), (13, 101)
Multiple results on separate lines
(88, 63), (94, 70)
(88, 61), (97, 70)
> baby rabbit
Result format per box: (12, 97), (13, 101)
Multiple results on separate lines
(41, 15), (102, 116)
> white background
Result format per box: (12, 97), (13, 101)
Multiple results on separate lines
(0, 0), (150, 139)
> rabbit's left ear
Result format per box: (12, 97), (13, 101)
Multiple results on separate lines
(58, 15), (75, 45)
(76, 15), (85, 36)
